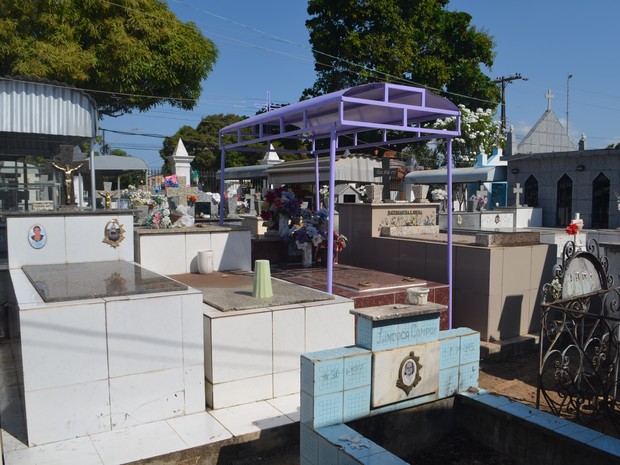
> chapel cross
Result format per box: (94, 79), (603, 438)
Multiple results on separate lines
(513, 183), (523, 207)
(165, 176), (199, 206)
(545, 89), (554, 110)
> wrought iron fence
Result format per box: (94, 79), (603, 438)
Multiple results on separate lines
(537, 238), (620, 434)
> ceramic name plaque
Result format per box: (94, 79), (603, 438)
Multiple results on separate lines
(372, 342), (440, 407)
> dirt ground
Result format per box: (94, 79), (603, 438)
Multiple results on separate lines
(225, 352), (542, 465)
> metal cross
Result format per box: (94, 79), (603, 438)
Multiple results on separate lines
(513, 183), (523, 207)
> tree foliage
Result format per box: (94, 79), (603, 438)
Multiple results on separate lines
(304, 0), (499, 110)
(431, 104), (502, 168)
(160, 114), (308, 174)
(0, 0), (218, 117)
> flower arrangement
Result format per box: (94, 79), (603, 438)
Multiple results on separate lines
(121, 185), (152, 206)
(470, 193), (487, 211)
(145, 195), (172, 229)
(187, 194), (197, 206)
(431, 189), (447, 201)
(164, 174), (178, 188)
(260, 187), (301, 229)
(565, 216), (583, 236)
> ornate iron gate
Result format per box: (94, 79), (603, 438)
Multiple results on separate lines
(538, 237), (620, 434)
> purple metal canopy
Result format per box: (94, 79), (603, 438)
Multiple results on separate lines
(219, 82), (460, 328)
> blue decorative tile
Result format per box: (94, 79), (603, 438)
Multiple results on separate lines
(496, 399), (536, 419)
(359, 451), (409, 464)
(587, 434), (620, 456)
(301, 351), (344, 396)
(339, 438), (385, 461)
(317, 423), (355, 442)
(312, 391), (344, 428)
(397, 315), (439, 347)
(555, 422), (604, 444)
(438, 367), (459, 398)
(339, 454), (363, 465)
(343, 353), (372, 390)
(317, 436), (340, 465)
(356, 317), (373, 349)
(525, 409), (572, 431)
(371, 320), (400, 351)
(300, 424), (319, 465)
(343, 386), (371, 422)
(458, 361), (479, 392)
(439, 336), (460, 369)
(459, 332), (480, 365)
(300, 390), (314, 427)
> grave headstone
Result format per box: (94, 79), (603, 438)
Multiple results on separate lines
(513, 183), (523, 207)
(165, 176), (199, 206)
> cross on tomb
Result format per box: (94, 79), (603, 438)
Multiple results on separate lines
(513, 183), (523, 207)
(545, 89), (554, 110)
(165, 176), (199, 206)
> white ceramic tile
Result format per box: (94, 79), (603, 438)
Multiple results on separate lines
(109, 367), (184, 429)
(209, 374), (273, 409)
(24, 380), (111, 446)
(210, 312), (272, 383)
(267, 393), (301, 422)
(181, 292), (204, 367)
(20, 303), (108, 390)
(204, 316), (213, 380)
(185, 233), (212, 274)
(137, 234), (187, 275)
(304, 300), (355, 353)
(7, 216), (66, 268)
(2, 427), (29, 454)
(183, 364), (206, 414)
(65, 214), (134, 263)
(209, 401), (293, 437)
(91, 421), (187, 465)
(210, 230), (252, 271)
(8, 270), (45, 306)
(167, 411), (232, 448)
(3, 436), (102, 465)
(273, 308), (305, 372)
(273, 369), (301, 398)
(106, 295), (183, 377)
(371, 342), (440, 408)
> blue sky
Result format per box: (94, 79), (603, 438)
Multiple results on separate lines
(101, 1), (620, 169)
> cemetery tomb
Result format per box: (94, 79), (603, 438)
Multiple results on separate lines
(170, 270), (356, 409)
(5, 211), (205, 446)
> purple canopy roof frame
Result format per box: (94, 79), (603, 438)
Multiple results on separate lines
(218, 82), (460, 328)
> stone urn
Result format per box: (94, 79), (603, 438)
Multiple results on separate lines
(407, 287), (430, 305)
(412, 185), (429, 203)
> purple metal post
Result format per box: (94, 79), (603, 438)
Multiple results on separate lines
(326, 127), (336, 294)
(314, 141), (319, 211)
(219, 148), (225, 225)
(446, 137), (453, 329)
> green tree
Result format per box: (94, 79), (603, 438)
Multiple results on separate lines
(431, 104), (502, 168)
(160, 113), (308, 175)
(0, 0), (217, 117)
(304, 0), (499, 110)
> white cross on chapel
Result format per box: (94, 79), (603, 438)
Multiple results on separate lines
(545, 89), (554, 110)
(513, 183), (523, 207)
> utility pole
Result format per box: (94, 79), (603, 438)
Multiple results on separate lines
(566, 73), (573, 135)
(493, 73), (528, 132)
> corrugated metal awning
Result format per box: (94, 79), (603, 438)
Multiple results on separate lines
(405, 165), (507, 184)
(0, 77), (98, 157)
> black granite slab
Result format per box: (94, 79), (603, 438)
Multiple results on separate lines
(22, 261), (187, 302)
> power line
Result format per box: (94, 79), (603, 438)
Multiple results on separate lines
(493, 73), (528, 132)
